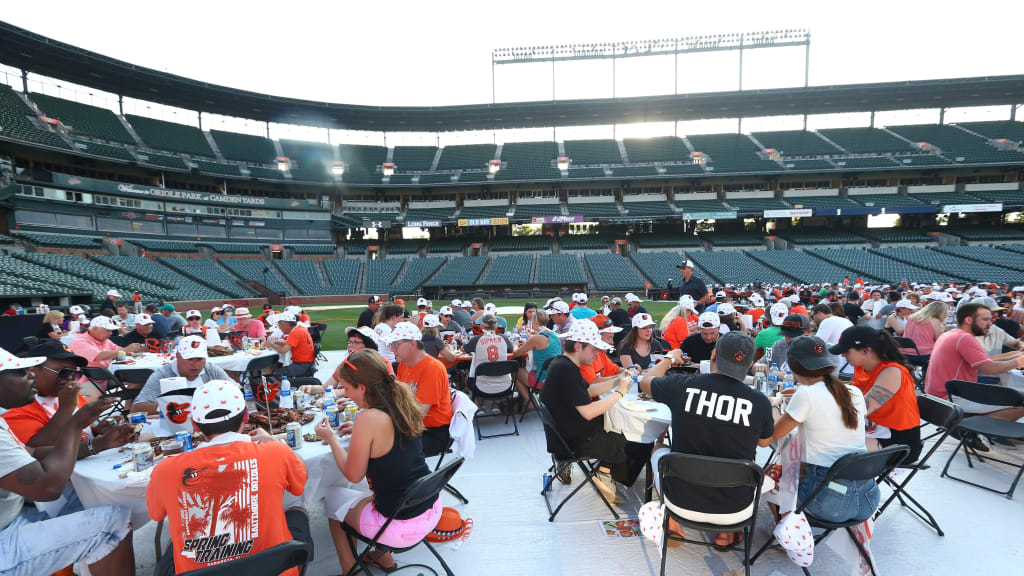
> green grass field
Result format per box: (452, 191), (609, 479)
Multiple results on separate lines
(296, 298), (681, 352)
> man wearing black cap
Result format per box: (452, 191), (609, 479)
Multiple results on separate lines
(677, 259), (710, 308)
(641, 332), (773, 548)
(3, 340), (135, 457)
(754, 313), (812, 373)
(358, 296), (382, 328)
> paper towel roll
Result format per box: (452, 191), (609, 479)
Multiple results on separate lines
(160, 377), (188, 394)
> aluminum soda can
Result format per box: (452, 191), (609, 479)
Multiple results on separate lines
(129, 413), (147, 425)
(175, 431), (193, 452)
(543, 473), (553, 490)
(132, 442), (154, 472)
(285, 422), (303, 449)
(325, 404), (340, 429)
(346, 404), (358, 422)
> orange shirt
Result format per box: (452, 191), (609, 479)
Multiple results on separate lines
(580, 351), (619, 384)
(852, 360), (920, 431)
(299, 313), (311, 324)
(285, 324), (315, 363)
(663, 316), (691, 350)
(2, 395), (90, 444)
(398, 354), (452, 428)
(147, 435), (307, 575)
(748, 308), (765, 325)
(790, 304), (809, 317)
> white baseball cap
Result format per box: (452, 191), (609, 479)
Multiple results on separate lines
(134, 313), (154, 326)
(422, 314), (441, 328)
(698, 311), (720, 329)
(574, 293), (588, 304)
(0, 346), (46, 373)
(717, 303), (736, 316)
(417, 297), (429, 307)
(191, 380), (245, 423)
(461, 300), (473, 309)
(177, 336), (208, 359)
(895, 299), (918, 310)
(625, 293), (642, 304)
(715, 291), (727, 299)
(186, 309), (202, 320)
(276, 312), (297, 324)
(546, 301), (570, 314)
(234, 307), (251, 318)
(211, 307), (223, 314)
(439, 306), (453, 316)
(90, 316), (115, 331)
(749, 293), (765, 307)
(451, 299), (462, 307)
(571, 292), (580, 302)
(107, 289), (122, 298)
(631, 313), (656, 328)
(484, 303), (497, 313)
(678, 295), (696, 310)
(600, 324), (623, 334)
(770, 303), (789, 326)
(344, 325), (378, 344)
(384, 321), (423, 343)
(68, 305), (85, 316)
(563, 319), (612, 350)
(787, 294), (802, 303)
(284, 305), (302, 316)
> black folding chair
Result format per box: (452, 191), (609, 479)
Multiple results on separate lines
(468, 360), (519, 439)
(519, 356), (555, 423)
(114, 368), (154, 387)
(341, 458), (464, 576)
(309, 322), (328, 364)
(750, 445), (909, 576)
(942, 380), (1024, 499)
(656, 453), (763, 576)
(534, 392), (620, 522)
(176, 540), (312, 576)
(893, 337), (927, 390)
(875, 394), (963, 535)
(81, 367), (133, 417)
(240, 353), (280, 389)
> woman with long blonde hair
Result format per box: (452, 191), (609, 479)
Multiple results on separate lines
(902, 300), (947, 358)
(316, 349), (440, 573)
(660, 295), (698, 350)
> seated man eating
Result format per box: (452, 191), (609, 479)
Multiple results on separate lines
(131, 336), (235, 414)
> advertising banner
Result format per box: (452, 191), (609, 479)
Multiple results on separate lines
(531, 215), (585, 224)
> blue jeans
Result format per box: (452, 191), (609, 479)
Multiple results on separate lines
(0, 503), (130, 576)
(798, 463), (880, 523)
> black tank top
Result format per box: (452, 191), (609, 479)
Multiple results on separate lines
(366, 424), (432, 519)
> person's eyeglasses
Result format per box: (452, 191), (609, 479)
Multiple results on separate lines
(38, 365), (84, 381)
(347, 339), (364, 347)
(442, 314), (451, 318)
(389, 340), (409, 349)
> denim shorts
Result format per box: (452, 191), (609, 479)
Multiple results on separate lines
(0, 504), (131, 576)
(798, 463), (880, 523)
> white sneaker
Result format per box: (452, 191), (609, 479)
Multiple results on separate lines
(594, 470), (622, 503)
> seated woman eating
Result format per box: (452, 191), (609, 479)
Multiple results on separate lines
(618, 313), (665, 371)
(316, 348), (441, 574)
(771, 336), (880, 522)
(510, 308), (562, 403)
(829, 326), (923, 464)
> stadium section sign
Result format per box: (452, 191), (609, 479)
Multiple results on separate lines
(941, 203), (1003, 213)
(458, 217), (510, 227)
(405, 219), (442, 228)
(681, 211), (737, 221)
(532, 215), (584, 224)
(763, 209), (813, 218)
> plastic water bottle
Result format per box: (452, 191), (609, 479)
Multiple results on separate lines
(244, 384), (257, 413)
(754, 372), (767, 394)
(279, 376), (293, 409)
(323, 387), (336, 415)
(767, 363), (781, 396)
(782, 371), (795, 392)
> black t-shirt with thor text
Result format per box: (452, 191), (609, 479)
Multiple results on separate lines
(651, 372), (773, 514)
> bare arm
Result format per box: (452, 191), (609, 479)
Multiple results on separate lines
(772, 413), (799, 441)
(511, 333), (543, 357)
(977, 352), (1023, 375)
(931, 318), (943, 339)
(585, 374), (621, 399)
(863, 366), (903, 415)
(640, 350), (682, 395)
(438, 346), (458, 363)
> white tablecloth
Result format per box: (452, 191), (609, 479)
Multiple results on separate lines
(107, 349), (279, 375)
(603, 382), (672, 444)
(70, 413), (364, 527)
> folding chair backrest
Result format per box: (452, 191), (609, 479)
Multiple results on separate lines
(946, 380), (1024, 410)
(287, 377), (322, 390)
(175, 540), (312, 576)
(534, 392), (579, 457)
(826, 445), (909, 483)
(395, 457), (465, 514)
(115, 368), (155, 387)
(474, 360), (519, 379)
(245, 354), (280, 373)
(894, 336), (921, 355)
(658, 452), (762, 491)
(81, 366), (121, 395)
(917, 393), (963, 430)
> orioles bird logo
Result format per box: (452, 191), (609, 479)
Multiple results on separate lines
(254, 381), (280, 404)
(814, 342), (825, 354)
(734, 350), (747, 362)
(181, 466), (208, 487)
(166, 402), (191, 424)
(190, 339), (202, 348)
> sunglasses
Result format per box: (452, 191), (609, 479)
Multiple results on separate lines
(38, 365), (84, 381)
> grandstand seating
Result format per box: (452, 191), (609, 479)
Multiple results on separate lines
(785, 159), (836, 171)
(490, 236), (551, 252)
(849, 194), (925, 207)
(420, 173), (456, 185)
(14, 231), (102, 248)
(778, 228), (867, 245)
(887, 124), (1024, 163)
(219, 258), (289, 294)
(160, 257), (254, 298)
(93, 256), (227, 301)
(700, 231), (764, 247)
(563, 140), (622, 165)
(909, 191), (983, 206)
(687, 251), (793, 285)
(388, 240), (424, 255)
(811, 248), (954, 283)
(537, 254), (585, 285)
(365, 258), (404, 294)
(0, 255), (120, 302)
(247, 166), (288, 180)
(746, 250), (875, 284)
(934, 245), (1024, 273)
(428, 238), (465, 253)
(126, 114), (214, 157)
(343, 240), (370, 255)
(956, 121), (1024, 143)
(424, 257), (487, 287)
(458, 204), (510, 219)
(404, 207), (456, 221)
(393, 257), (446, 293)
(73, 139), (134, 161)
(392, 146), (437, 171)
(785, 195), (860, 210)
(338, 144), (387, 185)
(623, 137), (687, 163)
(281, 139), (334, 182)
(456, 171), (491, 183)
(662, 163), (707, 175)
(29, 93), (134, 144)
(939, 226), (1024, 242)
(585, 253), (644, 290)
(479, 254), (533, 286)
(436, 144), (496, 170)
(0, 233), (14, 245)
(834, 157), (900, 169)
(274, 259), (335, 295)
(16, 252), (177, 301)
(291, 244), (336, 255)
(205, 243), (262, 254)
(386, 173), (414, 185)
(632, 233), (701, 249)
(872, 246), (1023, 283)
(195, 160), (242, 177)
(0, 84), (70, 149)
(621, 200), (674, 218)
(568, 167), (608, 179)
(322, 259), (361, 294)
(752, 130), (841, 157)
(608, 166), (657, 177)
(559, 235), (610, 250)
(210, 130), (277, 164)
(675, 198), (731, 212)
(566, 202), (622, 218)
(496, 141), (561, 180)
(137, 151), (187, 170)
(687, 134), (783, 173)
(513, 202), (562, 219)
(629, 252), (682, 289)
(858, 228), (933, 243)
(965, 187), (1024, 206)
(817, 128), (910, 154)
(726, 197), (789, 211)
(896, 155), (951, 166)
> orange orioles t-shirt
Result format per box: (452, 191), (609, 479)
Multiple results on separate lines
(146, 435), (307, 575)
(2, 394), (91, 444)
(580, 351), (619, 384)
(398, 354), (453, 429)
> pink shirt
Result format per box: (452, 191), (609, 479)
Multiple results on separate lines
(69, 332), (121, 369)
(241, 320), (267, 339)
(903, 318), (938, 355)
(925, 328), (992, 399)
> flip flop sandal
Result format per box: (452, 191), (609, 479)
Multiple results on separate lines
(712, 532), (744, 552)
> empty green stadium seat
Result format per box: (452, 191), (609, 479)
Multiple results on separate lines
(608, 166), (657, 177)
(585, 253), (643, 290)
(429, 238), (465, 253)
(621, 201), (674, 218)
(0, 255), (119, 303)
(700, 231), (765, 247)
(436, 144), (496, 171)
(567, 167), (608, 179)
(159, 257), (254, 297)
(785, 159), (836, 170)
(291, 245), (336, 255)
(560, 235), (610, 250)
(0, 85), (71, 149)
(956, 121), (1024, 143)
(137, 151), (187, 170)
(497, 142), (561, 181)
(388, 240), (425, 255)
(537, 254), (585, 285)
(339, 144), (387, 185)
(344, 240), (370, 255)
(93, 256), (228, 301)
(420, 173), (457, 185)
(887, 124), (1024, 164)
(133, 239), (198, 252)
(195, 160), (241, 177)
(16, 252), (177, 301)
(849, 194), (924, 207)
(833, 157), (900, 169)
(72, 139), (134, 161)
(393, 258), (446, 293)
(211, 130), (277, 164)
(872, 246), (1022, 284)
(566, 203), (621, 218)
(323, 259), (361, 294)
(858, 228), (933, 243)
(204, 243), (262, 254)
(687, 133), (783, 173)
(746, 250), (875, 284)
(726, 197), (789, 212)
(281, 140), (334, 182)
(404, 207), (456, 221)
(219, 258), (289, 294)
(513, 203), (562, 219)
(785, 196), (860, 210)
(632, 233), (700, 249)
(939, 226), (1024, 242)
(675, 198), (731, 212)
(392, 146), (437, 171)
(811, 248), (953, 283)
(247, 166), (288, 180)
(564, 140), (622, 165)
(365, 258), (404, 293)
(933, 246), (1024, 273)
(126, 114), (214, 157)
(14, 232), (102, 248)
(817, 128), (910, 154)
(688, 251), (793, 285)
(779, 228), (866, 245)
(424, 257), (487, 287)
(623, 137), (688, 163)
(629, 252), (682, 289)
(662, 163), (707, 175)
(29, 93), (134, 144)
(274, 259), (336, 295)
(490, 236), (551, 252)
(752, 130), (841, 157)
(458, 204), (510, 219)
(479, 255), (533, 286)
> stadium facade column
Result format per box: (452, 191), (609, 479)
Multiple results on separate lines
(1012, 104), (1017, 121)
(118, 95), (124, 116)
(198, 111), (202, 131)
(20, 69), (27, 93)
